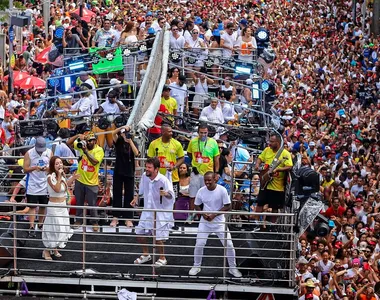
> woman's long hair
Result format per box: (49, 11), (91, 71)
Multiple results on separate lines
(48, 156), (62, 177)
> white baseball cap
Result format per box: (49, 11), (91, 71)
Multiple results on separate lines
(110, 78), (121, 85)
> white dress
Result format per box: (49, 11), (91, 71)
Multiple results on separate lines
(42, 173), (73, 249)
(193, 78), (208, 109)
(123, 35), (138, 86)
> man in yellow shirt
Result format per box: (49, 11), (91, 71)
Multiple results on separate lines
(68, 131), (105, 232)
(147, 124), (185, 194)
(186, 123), (220, 223)
(161, 85), (178, 116)
(254, 134), (293, 219)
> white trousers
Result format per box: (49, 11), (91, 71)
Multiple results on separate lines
(193, 220), (237, 268)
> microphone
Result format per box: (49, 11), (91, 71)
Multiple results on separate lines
(160, 187), (163, 204)
(155, 148), (159, 157)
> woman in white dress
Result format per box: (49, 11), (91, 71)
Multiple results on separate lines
(42, 156), (79, 260)
(120, 22), (138, 92)
(235, 27), (257, 62)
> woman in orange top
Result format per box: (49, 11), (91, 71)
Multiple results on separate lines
(235, 27), (257, 62)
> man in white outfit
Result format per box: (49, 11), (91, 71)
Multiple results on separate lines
(189, 172), (242, 278)
(199, 98), (225, 124)
(131, 157), (175, 267)
(23, 137), (52, 237)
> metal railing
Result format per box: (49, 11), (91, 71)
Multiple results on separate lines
(0, 201), (296, 296)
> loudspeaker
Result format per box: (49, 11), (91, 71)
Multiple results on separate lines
(0, 232), (14, 267)
(294, 166), (320, 197)
(11, 16), (30, 27)
(0, 222), (29, 267)
(236, 232), (290, 286)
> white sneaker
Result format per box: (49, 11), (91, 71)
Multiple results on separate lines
(229, 268), (242, 278)
(189, 267), (201, 276)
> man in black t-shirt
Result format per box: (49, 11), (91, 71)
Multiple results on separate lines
(110, 125), (140, 227)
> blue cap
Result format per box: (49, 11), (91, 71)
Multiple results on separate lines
(240, 19), (248, 26)
(212, 29), (220, 37)
(147, 27), (155, 35)
(146, 11), (153, 17)
(218, 23), (224, 30)
(194, 16), (203, 25)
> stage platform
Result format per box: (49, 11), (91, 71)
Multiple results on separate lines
(0, 219), (295, 296)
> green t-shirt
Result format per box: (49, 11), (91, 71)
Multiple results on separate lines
(187, 137), (219, 175)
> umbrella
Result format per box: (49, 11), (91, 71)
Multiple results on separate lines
(18, 76), (46, 90)
(35, 46), (53, 64)
(3, 71), (30, 83)
(72, 8), (96, 23)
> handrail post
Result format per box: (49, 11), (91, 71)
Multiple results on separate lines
(290, 213), (297, 288)
(82, 207), (87, 274)
(12, 204), (17, 275)
(223, 216), (227, 282)
(133, 55), (138, 99)
(152, 211), (157, 277)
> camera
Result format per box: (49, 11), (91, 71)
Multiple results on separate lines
(77, 138), (87, 149)
(120, 128), (131, 139)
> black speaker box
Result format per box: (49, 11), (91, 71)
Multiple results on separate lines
(0, 222), (29, 267)
(236, 232), (290, 285)
(11, 16), (30, 27)
(0, 232), (13, 267)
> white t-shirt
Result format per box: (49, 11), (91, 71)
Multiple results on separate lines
(84, 78), (98, 112)
(71, 97), (92, 117)
(169, 34), (185, 49)
(316, 260), (334, 273)
(195, 185), (231, 223)
(7, 100), (20, 111)
(100, 100), (124, 122)
(200, 106), (224, 124)
(221, 32), (237, 57)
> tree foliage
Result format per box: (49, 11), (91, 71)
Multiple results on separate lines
(0, 1), (25, 12)
(0, 0), (8, 12)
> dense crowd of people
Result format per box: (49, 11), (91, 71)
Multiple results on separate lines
(0, 0), (379, 297)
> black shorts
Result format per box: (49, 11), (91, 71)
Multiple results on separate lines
(257, 189), (285, 210)
(26, 194), (49, 205)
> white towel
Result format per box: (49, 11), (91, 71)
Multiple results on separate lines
(117, 289), (137, 300)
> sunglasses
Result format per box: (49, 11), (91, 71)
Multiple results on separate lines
(172, 28), (178, 31)
(192, 31), (199, 34)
